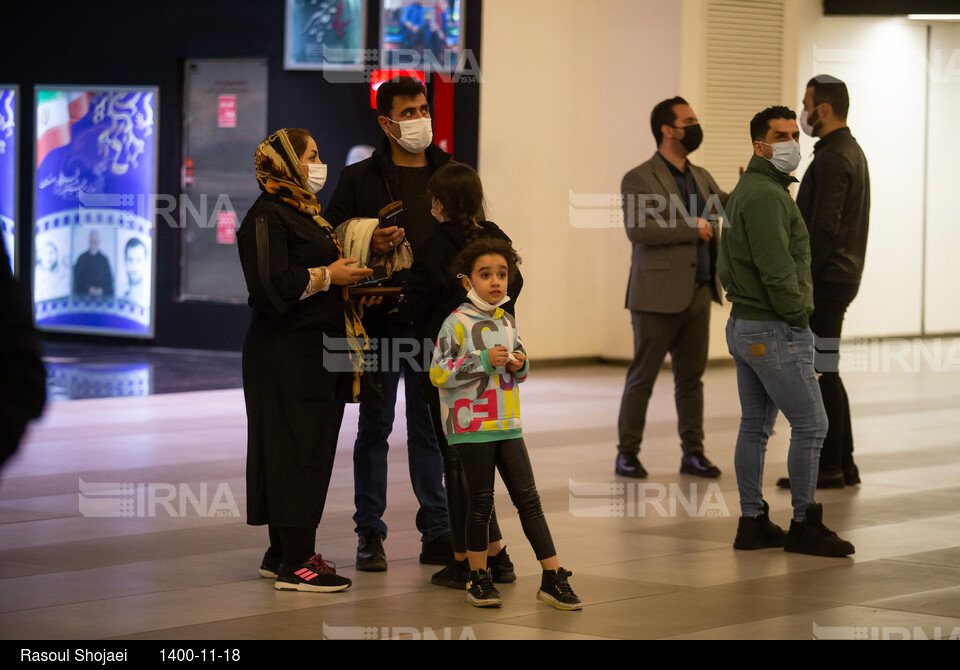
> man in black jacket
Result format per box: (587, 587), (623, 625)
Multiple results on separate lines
(782, 75), (869, 490)
(325, 77), (452, 571)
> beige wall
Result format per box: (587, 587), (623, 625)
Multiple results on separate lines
(479, 0), (683, 361)
(477, 0), (960, 362)
(925, 21), (960, 333)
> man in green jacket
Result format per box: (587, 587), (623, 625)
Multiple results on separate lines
(717, 106), (854, 558)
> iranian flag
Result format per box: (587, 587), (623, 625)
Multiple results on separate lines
(36, 90), (91, 168)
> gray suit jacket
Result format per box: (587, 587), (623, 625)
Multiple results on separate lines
(621, 153), (729, 313)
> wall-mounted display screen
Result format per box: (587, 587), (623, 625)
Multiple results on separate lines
(33, 87), (158, 338)
(285, 0), (368, 70)
(0, 86), (17, 274)
(380, 0), (464, 72)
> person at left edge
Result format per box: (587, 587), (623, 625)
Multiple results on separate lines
(0, 239), (46, 477)
(325, 77), (453, 571)
(616, 97), (728, 480)
(237, 128), (390, 593)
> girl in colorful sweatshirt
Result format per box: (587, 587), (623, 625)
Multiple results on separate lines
(430, 238), (581, 610)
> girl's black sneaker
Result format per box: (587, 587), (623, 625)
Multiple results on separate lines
(488, 547), (516, 583)
(537, 568), (582, 611)
(465, 568), (502, 607)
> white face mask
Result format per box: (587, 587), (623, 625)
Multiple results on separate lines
(760, 140), (802, 174)
(457, 274), (511, 312)
(388, 117), (433, 154)
(799, 108), (818, 137)
(430, 198), (445, 223)
(301, 163), (327, 192)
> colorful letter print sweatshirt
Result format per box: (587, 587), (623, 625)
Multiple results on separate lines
(429, 303), (529, 445)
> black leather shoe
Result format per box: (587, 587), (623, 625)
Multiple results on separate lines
(356, 531), (387, 572)
(615, 453), (648, 478)
(680, 452), (721, 478)
(420, 531), (454, 565)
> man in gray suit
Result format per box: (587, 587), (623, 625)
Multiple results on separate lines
(616, 97), (728, 479)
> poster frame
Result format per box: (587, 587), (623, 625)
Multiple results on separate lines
(32, 84), (159, 339)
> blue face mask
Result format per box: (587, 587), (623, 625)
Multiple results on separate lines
(760, 140), (801, 173)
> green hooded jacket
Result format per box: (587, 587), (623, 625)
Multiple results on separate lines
(718, 154), (813, 329)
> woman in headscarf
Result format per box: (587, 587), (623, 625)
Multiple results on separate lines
(237, 128), (401, 593)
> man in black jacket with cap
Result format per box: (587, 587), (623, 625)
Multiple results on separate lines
(780, 74), (870, 490)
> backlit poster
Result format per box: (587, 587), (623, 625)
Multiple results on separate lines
(0, 86), (16, 273)
(33, 87), (158, 337)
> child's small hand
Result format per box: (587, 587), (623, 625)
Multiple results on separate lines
(487, 346), (510, 367)
(507, 351), (526, 372)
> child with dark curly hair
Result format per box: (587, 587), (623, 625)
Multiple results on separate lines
(401, 162), (520, 590)
(430, 238), (581, 610)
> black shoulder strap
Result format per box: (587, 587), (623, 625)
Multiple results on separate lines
(255, 215), (290, 315)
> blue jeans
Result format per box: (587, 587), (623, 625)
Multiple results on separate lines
(725, 318), (827, 521)
(353, 320), (449, 543)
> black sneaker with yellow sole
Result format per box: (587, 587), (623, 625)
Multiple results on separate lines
(466, 568), (502, 607)
(537, 568), (582, 611)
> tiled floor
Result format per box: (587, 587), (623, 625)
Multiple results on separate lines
(2, 345), (959, 640)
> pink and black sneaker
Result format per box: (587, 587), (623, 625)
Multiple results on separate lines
(275, 554), (352, 593)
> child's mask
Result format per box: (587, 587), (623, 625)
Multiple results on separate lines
(457, 274), (511, 312)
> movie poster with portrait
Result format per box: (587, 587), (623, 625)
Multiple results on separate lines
(0, 86), (16, 273)
(33, 86), (157, 337)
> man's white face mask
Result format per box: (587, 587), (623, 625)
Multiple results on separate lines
(388, 117), (433, 154)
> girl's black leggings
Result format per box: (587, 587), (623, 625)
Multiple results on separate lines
(420, 372), (502, 555)
(455, 437), (556, 560)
